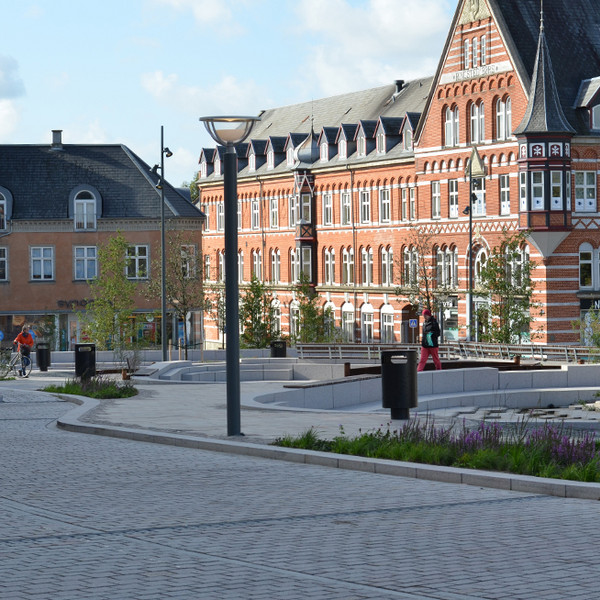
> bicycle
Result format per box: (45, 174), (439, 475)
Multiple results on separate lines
(0, 348), (32, 378)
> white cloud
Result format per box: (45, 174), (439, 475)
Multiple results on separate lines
(141, 70), (271, 117)
(151, 0), (242, 35)
(294, 0), (452, 95)
(63, 120), (109, 145)
(0, 55), (25, 99)
(0, 100), (20, 139)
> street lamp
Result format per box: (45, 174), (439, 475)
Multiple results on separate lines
(464, 145), (486, 342)
(199, 116), (260, 436)
(154, 126), (173, 361)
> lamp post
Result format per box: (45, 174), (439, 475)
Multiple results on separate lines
(464, 145), (486, 342)
(199, 116), (259, 436)
(155, 126), (173, 361)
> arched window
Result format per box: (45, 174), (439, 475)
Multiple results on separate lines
(342, 247), (354, 284)
(238, 251), (244, 284)
(380, 305), (395, 343)
(496, 97), (512, 140)
(470, 101), (485, 143)
(290, 300), (300, 339)
(324, 248), (335, 284)
(272, 299), (281, 336)
(474, 248), (488, 286)
(381, 247), (393, 286)
(290, 248), (299, 283)
(360, 303), (374, 342)
(270, 249), (280, 283)
(74, 190), (97, 230)
(341, 303), (355, 341)
(361, 247), (373, 286)
(445, 106), (460, 147)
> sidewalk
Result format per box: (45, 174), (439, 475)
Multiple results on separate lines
(6, 367), (600, 501)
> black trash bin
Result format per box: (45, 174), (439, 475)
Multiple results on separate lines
(36, 342), (50, 372)
(75, 343), (96, 380)
(270, 340), (287, 358)
(381, 350), (418, 419)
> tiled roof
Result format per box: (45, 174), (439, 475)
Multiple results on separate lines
(0, 143), (204, 220)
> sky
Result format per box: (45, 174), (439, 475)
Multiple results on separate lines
(0, 0), (456, 187)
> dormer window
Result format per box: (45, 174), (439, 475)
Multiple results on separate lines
(357, 135), (366, 157)
(200, 161), (207, 178)
(403, 128), (413, 151)
(339, 139), (347, 159)
(286, 147), (295, 166)
(267, 149), (274, 169)
(249, 151), (256, 172)
(214, 155), (221, 176)
(0, 193), (6, 230)
(592, 105), (600, 130)
(74, 190), (97, 230)
(376, 132), (386, 154)
(320, 142), (329, 162)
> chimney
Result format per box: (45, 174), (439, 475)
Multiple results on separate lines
(395, 80), (405, 94)
(51, 129), (63, 151)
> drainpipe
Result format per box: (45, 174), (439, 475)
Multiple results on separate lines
(347, 165), (359, 341)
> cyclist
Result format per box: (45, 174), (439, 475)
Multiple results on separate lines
(13, 325), (34, 377)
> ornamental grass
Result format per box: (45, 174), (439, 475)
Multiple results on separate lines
(274, 416), (600, 482)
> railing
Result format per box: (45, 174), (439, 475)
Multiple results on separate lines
(296, 342), (600, 364)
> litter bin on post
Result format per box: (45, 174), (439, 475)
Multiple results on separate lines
(75, 343), (96, 380)
(36, 342), (50, 372)
(381, 350), (418, 420)
(270, 340), (286, 358)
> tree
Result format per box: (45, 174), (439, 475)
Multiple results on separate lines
(475, 230), (538, 344)
(238, 276), (278, 348)
(145, 230), (208, 359)
(80, 232), (139, 359)
(395, 224), (443, 313)
(294, 272), (337, 343)
(181, 171), (199, 204)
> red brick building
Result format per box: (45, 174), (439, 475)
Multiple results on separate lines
(198, 0), (600, 347)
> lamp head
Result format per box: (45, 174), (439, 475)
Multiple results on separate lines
(150, 164), (159, 174)
(463, 206), (470, 215)
(164, 147), (173, 158)
(199, 115), (260, 146)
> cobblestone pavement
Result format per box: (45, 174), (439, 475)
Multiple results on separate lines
(1, 390), (599, 599)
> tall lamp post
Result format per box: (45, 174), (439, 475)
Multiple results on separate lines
(155, 126), (173, 361)
(199, 116), (259, 436)
(464, 145), (486, 342)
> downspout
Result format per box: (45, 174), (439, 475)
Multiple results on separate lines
(347, 165), (358, 341)
(258, 176), (266, 282)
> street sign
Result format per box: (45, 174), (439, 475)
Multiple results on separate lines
(409, 319), (418, 328)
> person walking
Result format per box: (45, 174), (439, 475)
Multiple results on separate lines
(417, 309), (442, 371)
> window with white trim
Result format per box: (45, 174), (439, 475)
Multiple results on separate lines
(409, 187), (416, 220)
(376, 132), (386, 154)
(361, 308), (374, 342)
(339, 139), (347, 159)
(214, 155), (221, 176)
(218, 251), (224, 282)
(74, 191), (96, 230)
(472, 36), (479, 68)
(464, 39), (470, 69)
(238, 251), (244, 283)
(496, 97), (512, 140)
(290, 248), (300, 283)
(126, 245), (149, 279)
(480, 35), (487, 65)
(361, 248), (373, 286)
(270, 198), (279, 229)
(30, 246), (54, 281)
(531, 172), (544, 210)
(237, 201), (242, 230)
(357, 135), (366, 157)
(204, 254), (211, 281)
(360, 190), (371, 223)
(248, 152), (256, 172)
(403, 128), (413, 151)
(252, 249), (262, 279)
(575, 171), (597, 212)
(286, 147), (295, 166)
(500, 174), (511, 215)
(74, 246), (97, 280)
(472, 178), (486, 216)
(267, 149), (274, 169)
(470, 101), (485, 143)
(445, 106), (460, 147)
(216, 202), (224, 231)
(300, 193), (311, 222)
(301, 246), (312, 280)
(271, 249), (280, 283)
(381, 247), (393, 286)
(379, 188), (390, 223)
(0, 194), (6, 230)
(551, 171), (563, 210)
(519, 172), (527, 211)
(431, 181), (441, 218)
(201, 204), (209, 231)
(403, 247), (418, 285)
(290, 301), (300, 339)
(342, 306), (354, 341)
(381, 310), (394, 343)
(324, 248), (335, 284)
(289, 195), (297, 227)
(401, 188), (408, 221)
(341, 191), (351, 225)
(449, 179), (459, 218)
(251, 199), (260, 229)
(322, 192), (333, 226)
(320, 142), (328, 162)
(342, 247), (354, 284)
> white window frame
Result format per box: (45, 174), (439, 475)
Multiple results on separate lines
(496, 97), (512, 141)
(286, 147), (295, 167)
(464, 39), (470, 69)
(403, 128), (412, 151)
(320, 142), (328, 162)
(579, 244), (594, 288)
(472, 178), (486, 216)
(30, 246), (54, 281)
(376, 132), (386, 154)
(551, 171), (563, 210)
(401, 188), (408, 221)
(379, 188), (391, 223)
(74, 191), (96, 231)
(216, 202), (225, 232)
(361, 309), (374, 342)
(300, 193), (311, 222)
(381, 247), (393, 286)
(449, 179), (459, 218)
(322, 192), (333, 226)
(381, 310), (394, 343)
(361, 248), (373, 286)
(324, 248), (335, 285)
(271, 249), (280, 283)
(500, 174), (511, 215)
(74, 246), (97, 281)
(290, 248), (300, 283)
(357, 135), (366, 157)
(270, 198), (279, 229)
(472, 36), (479, 68)
(237, 200), (242, 231)
(470, 102), (485, 144)
(480, 35), (487, 65)
(289, 195), (298, 227)
(341, 191), (351, 225)
(301, 246), (312, 280)
(531, 171), (544, 210)
(126, 245), (149, 280)
(0, 247), (7, 281)
(575, 171), (597, 212)
(445, 107), (460, 147)
(251, 199), (260, 230)
(267, 149), (274, 169)
(339, 139), (347, 159)
(359, 190), (371, 224)
(342, 307), (355, 342)
(431, 181), (441, 218)
(238, 251), (244, 284)
(252, 249), (262, 279)
(519, 172), (528, 211)
(342, 248), (354, 284)
(409, 187), (416, 220)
